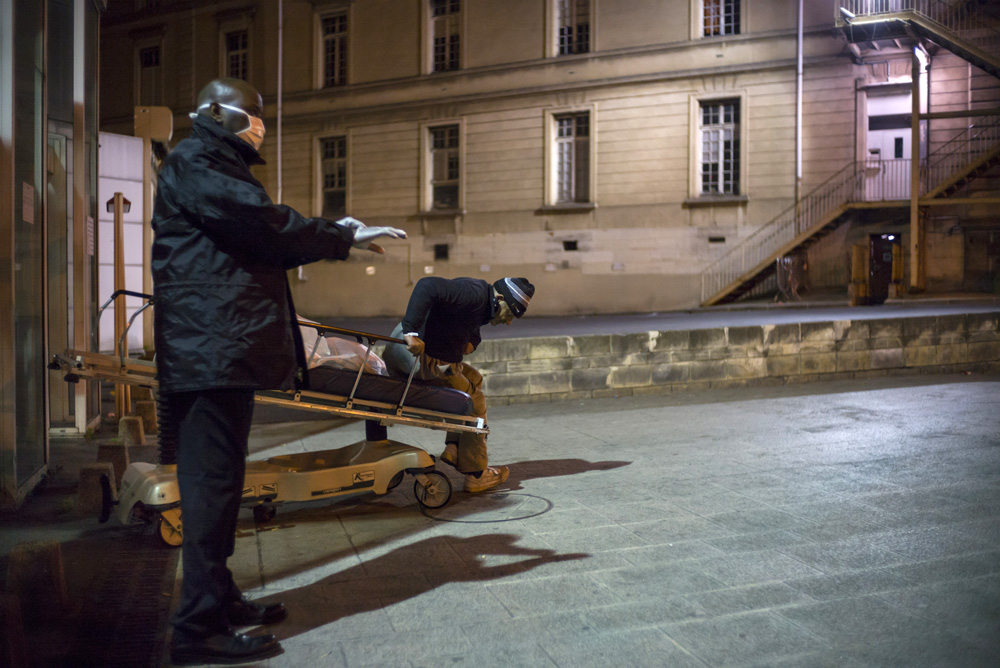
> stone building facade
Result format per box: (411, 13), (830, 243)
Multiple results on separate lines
(100, 0), (1000, 318)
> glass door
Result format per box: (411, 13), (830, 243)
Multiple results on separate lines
(13, 0), (47, 484)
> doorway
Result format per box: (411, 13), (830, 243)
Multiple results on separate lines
(869, 233), (901, 305)
(964, 230), (1000, 293)
(866, 92), (912, 201)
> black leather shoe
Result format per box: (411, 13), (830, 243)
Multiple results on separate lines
(170, 629), (281, 665)
(227, 596), (287, 626)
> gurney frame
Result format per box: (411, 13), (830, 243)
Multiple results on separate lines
(49, 291), (489, 546)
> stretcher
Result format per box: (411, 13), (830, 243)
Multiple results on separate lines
(49, 290), (488, 546)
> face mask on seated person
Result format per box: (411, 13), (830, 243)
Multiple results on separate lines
(189, 102), (266, 151)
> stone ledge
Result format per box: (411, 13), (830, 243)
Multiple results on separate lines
(477, 311), (999, 406)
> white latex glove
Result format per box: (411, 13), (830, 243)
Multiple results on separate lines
(335, 216), (407, 254)
(352, 226), (407, 254)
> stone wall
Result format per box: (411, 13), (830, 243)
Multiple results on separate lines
(469, 312), (1000, 406)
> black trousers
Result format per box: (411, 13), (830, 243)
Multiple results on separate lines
(166, 388), (255, 638)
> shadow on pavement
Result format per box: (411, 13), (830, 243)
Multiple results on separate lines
(259, 533), (588, 643)
(505, 458), (631, 486)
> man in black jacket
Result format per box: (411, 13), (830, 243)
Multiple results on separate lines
(153, 78), (405, 665)
(383, 276), (535, 493)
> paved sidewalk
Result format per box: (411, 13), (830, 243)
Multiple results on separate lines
(171, 373), (1000, 667)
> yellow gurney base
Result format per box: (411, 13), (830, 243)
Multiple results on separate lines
(114, 439), (451, 546)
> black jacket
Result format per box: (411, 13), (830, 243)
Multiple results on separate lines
(151, 114), (354, 393)
(400, 277), (497, 363)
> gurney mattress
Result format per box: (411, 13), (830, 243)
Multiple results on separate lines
(308, 366), (474, 416)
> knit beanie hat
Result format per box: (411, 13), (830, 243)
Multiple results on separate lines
(493, 277), (535, 318)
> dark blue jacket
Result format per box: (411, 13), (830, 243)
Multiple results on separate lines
(151, 114), (354, 393)
(400, 277), (497, 363)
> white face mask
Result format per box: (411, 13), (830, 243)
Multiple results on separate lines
(190, 102), (266, 151)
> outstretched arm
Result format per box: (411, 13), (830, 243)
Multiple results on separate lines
(168, 159), (404, 266)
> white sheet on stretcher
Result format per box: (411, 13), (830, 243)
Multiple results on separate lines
(298, 319), (388, 376)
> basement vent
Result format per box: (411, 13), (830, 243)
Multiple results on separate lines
(708, 236), (726, 244)
(434, 244), (449, 260)
(562, 240), (579, 251)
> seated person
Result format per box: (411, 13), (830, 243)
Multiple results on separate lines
(382, 276), (535, 493)
(299, 322), (474, 420)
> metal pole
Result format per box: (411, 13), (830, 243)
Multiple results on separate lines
(909, 48), (924, 292)
(795, 0), (803, 233)
(112, 192), (129, 419)
(277, 0), (283, 205)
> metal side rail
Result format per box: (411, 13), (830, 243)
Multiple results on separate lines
(254, 388), (487, 435)
(50, 345), (488, 437)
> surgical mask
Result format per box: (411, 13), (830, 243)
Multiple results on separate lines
(190, 102), (266, 151)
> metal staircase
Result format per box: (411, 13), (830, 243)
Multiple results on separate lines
(698, 1), (1000, 306)
(836, 1), (1000, 78)
(700, 118), (1000, 306)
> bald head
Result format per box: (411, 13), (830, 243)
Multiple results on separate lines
(194, 78), (264, 137)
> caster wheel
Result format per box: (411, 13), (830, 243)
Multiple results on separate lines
(414, 471), (452, 509)
(157, 513), (183, 548)
(253, 505), (277, 524)
(387, 470), (405, 491)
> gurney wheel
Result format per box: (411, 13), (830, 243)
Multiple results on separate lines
(157, 514), (183, 548)
(387, 470), (404, 491)
(414, 471), (452, 509)
(253, 505), (276, 524)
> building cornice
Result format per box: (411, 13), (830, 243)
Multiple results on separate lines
(270, 52), (847, 128)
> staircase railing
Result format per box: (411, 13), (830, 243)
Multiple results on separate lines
(923, 115), (1000, 191)
(700, 116), (1000, 303)
(700, 164), (864, 303)
(837, 1), (1000, 56)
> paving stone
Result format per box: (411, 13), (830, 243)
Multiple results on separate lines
(891, 551), (1000, 586)
(775, 595), (945, 646)
(618, 540), (726, 565)
(589, 562), (727, 600)
(413, 640), (558, 668)
(703, 530), (813, 554)
(877, 579), (1000, 646)
(487, 572), (624, 617)
(703, 508), (818, 535)
(785, 568), (912, 601)
(778, 535), (910, 574)
(663, 610), (827, 667)
(543, 627), (710, 668)
(683, 582), (816, 616)
(832, 631), (1000, 668)
(579, 595), (710, 628)
(695, 550), (824, 586)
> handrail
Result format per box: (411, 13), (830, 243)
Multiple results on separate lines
(700, 116), (1000, 303)
(923, 115), (1000, 192)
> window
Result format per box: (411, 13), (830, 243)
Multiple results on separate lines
(321, 12), (348, 87)
(136, 44), (162, 106)
(557, 0), (590, 55)
(429, 125), (460, 210)
(320, 136), (347, 219)
(431, 0), (460, 72)
(555, 112), (590, 203)
(703, 0), (740, 37)
(699, 100), (740, 195)
(225, 29), (248, 80)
